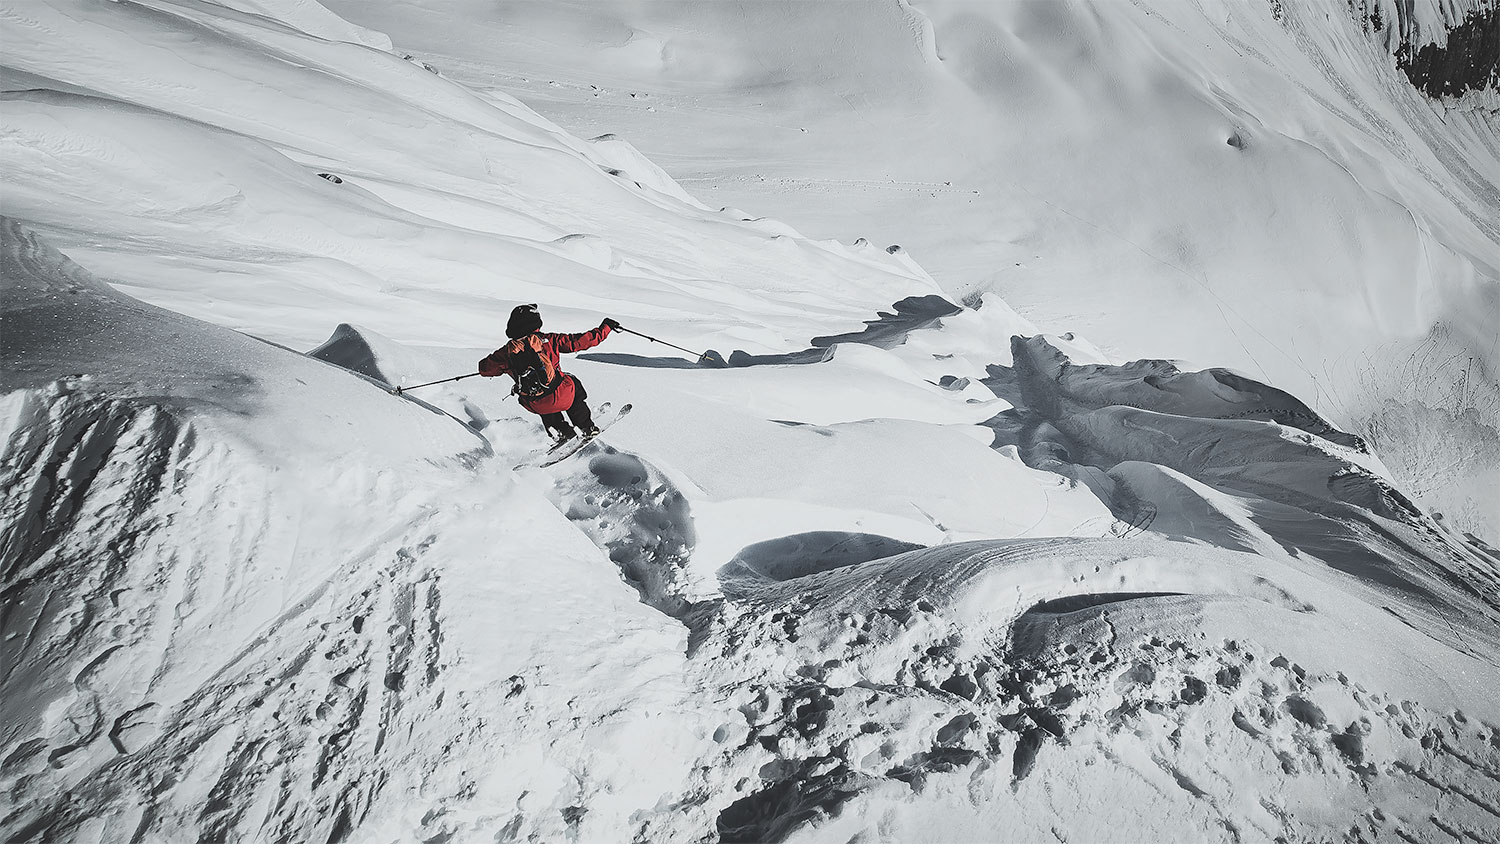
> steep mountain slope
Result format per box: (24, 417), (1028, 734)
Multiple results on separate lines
(0, 0), (936, 353)
(5, 214), (1499, 842)
(3, 1), (1499, 843)
(327, 0), (1500, 542)
(0, 218), (711, 841)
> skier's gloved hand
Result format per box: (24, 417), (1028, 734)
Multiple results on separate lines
(478, 356), (503, 377)
(602, 317), (622, 330)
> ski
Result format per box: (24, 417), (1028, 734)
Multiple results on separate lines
(513, 403), (632, 470)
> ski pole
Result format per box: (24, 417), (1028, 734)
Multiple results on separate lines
(392, 372), (481, 395)
(610, 324), (724, 365)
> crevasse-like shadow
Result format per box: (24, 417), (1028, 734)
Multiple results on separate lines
(580, 295), (962, 369)
(308, 323), (387, 383)
(716, 531), (925, 601)
(979, 334), (1500, 641)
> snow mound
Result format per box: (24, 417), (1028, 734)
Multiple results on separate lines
(309, 323), (400, 385)
(211, 0), (394, 51)
(588, 133), (707, 208)
(983, 334), (1500, 642)
(0, 219), (481, 462)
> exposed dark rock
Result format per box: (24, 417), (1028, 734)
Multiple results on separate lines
(1398, 8), (1500, 98)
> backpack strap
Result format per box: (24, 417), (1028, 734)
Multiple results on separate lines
(505, 333), (561, 396)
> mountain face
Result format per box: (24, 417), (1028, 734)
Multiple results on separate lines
(1390, 3), (1500, 98)
(326, 0), (1499, 541)
(3, 1), (1499, 843)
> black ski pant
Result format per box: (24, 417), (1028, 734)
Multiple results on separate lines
(540, 376), (594, 438)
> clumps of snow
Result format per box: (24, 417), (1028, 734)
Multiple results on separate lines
(673, 537), (1500, 842)
(550, 444), (700, 617)
(1001, 333), (1366, 450)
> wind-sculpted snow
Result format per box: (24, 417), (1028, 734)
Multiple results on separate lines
(671, 537), (1500, 843)
(504, 313), (1500, 841)
(984, 335), (1500, 649)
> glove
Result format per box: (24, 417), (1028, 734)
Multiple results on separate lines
(478, 356), (502, 377)
(602, 317), (622, 330)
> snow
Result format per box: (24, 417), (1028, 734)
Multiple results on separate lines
(329, 0), (1499, 541)
(3, 0), (1500, 842)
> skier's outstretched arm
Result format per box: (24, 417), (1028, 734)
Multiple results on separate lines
(478, 350), (509, 377)
(551, 319), (618, 354)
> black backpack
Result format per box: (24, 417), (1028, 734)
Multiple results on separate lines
(505, 334), (560, 397)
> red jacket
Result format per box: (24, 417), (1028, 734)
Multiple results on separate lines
(478, 324), (611, 415)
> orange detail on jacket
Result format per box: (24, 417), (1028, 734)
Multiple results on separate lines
(478, 324), (612, 416)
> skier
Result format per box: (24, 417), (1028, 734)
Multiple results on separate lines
(478, 304), (620, 443)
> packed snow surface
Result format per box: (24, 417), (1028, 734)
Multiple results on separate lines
(2, 1), (1499, 843)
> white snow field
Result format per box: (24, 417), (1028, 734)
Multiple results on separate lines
(324, 0), (1500, 544)
(1, 1), (1499, 843)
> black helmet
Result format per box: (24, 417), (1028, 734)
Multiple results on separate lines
(506, 303), (542, 339)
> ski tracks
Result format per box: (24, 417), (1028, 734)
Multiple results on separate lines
(0, 383), (459, 843)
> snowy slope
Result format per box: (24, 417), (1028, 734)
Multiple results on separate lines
(7, 211), (1500, 842)
(0, 0), (938, 354)
(3, 1), (1500, 843)
(1, 218), (708, 841)
(327, 0), (1500, 542)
